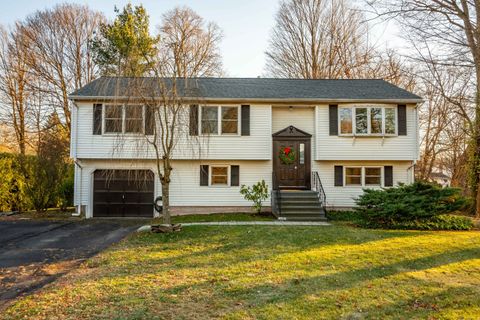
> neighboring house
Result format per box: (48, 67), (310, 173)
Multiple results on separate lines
(69, 77), (421, 219)
(430, 172), (451, 188)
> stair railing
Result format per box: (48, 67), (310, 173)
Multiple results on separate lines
(271, 171), (281, 216)
(311, 171), (326, 211)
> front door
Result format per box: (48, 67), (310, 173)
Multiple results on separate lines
(272, 126), (311, 189)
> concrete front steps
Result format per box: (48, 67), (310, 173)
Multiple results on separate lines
(274, 190), (327, 221)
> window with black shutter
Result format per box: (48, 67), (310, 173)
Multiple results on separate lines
(241, 105), (250, 136)
(93, 104), (102, 135)
(200, 165), (209, 186)
(334, 165), (343, 186)
(231, 165), (239, 186)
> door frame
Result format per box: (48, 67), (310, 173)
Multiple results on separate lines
(272, 125), (312, 190)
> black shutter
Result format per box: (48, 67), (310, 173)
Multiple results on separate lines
(93, 104), (102, 135)
(329, 105), (338, 135)
(200, 165), (209, 186)
(384, 166), (393, 187)
(241, 105), (250, 136)
(189, 105), (199, 136)
(231, 165), (240, 186)
(334, 165), (343, 186)
(145, 106), (154, 135)
(398, 105), (407, 135)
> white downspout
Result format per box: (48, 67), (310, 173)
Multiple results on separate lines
(71, 102), (83, 217)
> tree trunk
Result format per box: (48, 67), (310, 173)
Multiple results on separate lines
(161, 181), (171, 224)
(475, 72), (480, 218)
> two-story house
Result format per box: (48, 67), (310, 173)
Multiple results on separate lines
(69, 77), (421, 220)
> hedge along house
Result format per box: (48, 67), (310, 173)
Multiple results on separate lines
(69, 77), (422, 220)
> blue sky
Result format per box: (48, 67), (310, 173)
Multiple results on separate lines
(0, 0), (401, 77)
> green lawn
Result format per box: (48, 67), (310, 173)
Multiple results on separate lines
(3, 222), (480, 319)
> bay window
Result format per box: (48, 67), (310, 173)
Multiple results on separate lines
(339, 106), (397, 135)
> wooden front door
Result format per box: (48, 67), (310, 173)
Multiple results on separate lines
(273, 126), (311, 189)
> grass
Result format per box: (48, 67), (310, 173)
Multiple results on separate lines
(168, 212), (274, 224)
(3, 222), (480, 319)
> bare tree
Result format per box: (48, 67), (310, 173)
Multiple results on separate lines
(106, 6), (223, 225)
(368, 0), (480, 215)
(266, 0), (377, 78)
(20, 4), (104, 134)
(158, 6), (224, 78)
(0, 25), (30, 155)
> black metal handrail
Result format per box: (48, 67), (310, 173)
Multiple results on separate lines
(311, 171), (326, 210)
(271, 171), (281, 216)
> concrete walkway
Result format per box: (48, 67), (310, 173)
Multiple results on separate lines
(180, 221), (331, 226)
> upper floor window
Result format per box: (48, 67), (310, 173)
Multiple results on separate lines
(339, 106), (396, 136)
(104, 104), (144, 134)
(200, 106), (239, 135)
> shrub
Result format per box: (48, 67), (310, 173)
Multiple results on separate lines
(0, 153), (28, 212)
(57, 165), (74, 211)
(355, 182), (471, 230)
(240, 180), (269, 214)
(389, 214), (474, 231)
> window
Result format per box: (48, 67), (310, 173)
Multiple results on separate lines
(104, 105), (123, 133)
(200, 106), (239, 135)
(365, 167), (381, 186)
(125, 105), (143, 133)
(299, 143), (305, 164)
(339, 106), (397, 136)
(345, 166), (382, 187)
(201, 106), (218, 134)
(345, 167), (362, 186)
(103, 104), (145, 134)
(339, 108), (353, 134)
(385, 108), (396, 134)
(210, 166), (228, 185)
(221, 107), (238, 134)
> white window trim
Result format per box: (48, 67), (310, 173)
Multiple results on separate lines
(208, 165), (231, 187)
(344, 166), (383, 187)
(199, 105), (241, 136)
(338, 106), (398, 137)
(102, 104), (146, 136)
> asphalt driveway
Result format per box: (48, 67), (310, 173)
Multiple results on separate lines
(0, 220), (138, 309)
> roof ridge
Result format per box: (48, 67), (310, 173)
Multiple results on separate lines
(97, 76), (386, 81)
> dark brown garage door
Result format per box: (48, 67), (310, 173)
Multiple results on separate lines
(93, 170), (154, 218)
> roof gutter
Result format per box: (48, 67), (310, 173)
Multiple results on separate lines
(68, 95), (424, 104)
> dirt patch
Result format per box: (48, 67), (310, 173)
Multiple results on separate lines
(0, 259), (83, 311)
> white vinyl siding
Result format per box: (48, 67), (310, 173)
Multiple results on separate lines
(73, 159), (272, 218)
(74, 102), (271, 160)
(312, 160), (414, 208)
(316, 104), (418, 160)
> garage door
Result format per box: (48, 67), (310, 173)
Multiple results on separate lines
(93, 170), (154, 218)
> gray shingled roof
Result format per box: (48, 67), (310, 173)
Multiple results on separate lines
(70, 77), (422, 102)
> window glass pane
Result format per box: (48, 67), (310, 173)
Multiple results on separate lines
(346, 176), (362, 185)
(339, 108), (352, 134)
(346, 167), (361, 175)
(365, 167), (381, 175)
(345, 167), (362, 186)
(211, 166), (228, 185)
(365, 167), (381, 186)
(385, 108), (396, 134)
(104, 105), (123, 133)
(125, 105), (143, 133)
(105, 105), (122, 119)
(105, 119), (122, 133)
(201, 106), (218, 134)
(299, 143), (305, 164)
(365, 176), (381, 185)
(355, 108), (368, 134)
(370, 108), (382, 134)
(221, 107), (238, 134)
